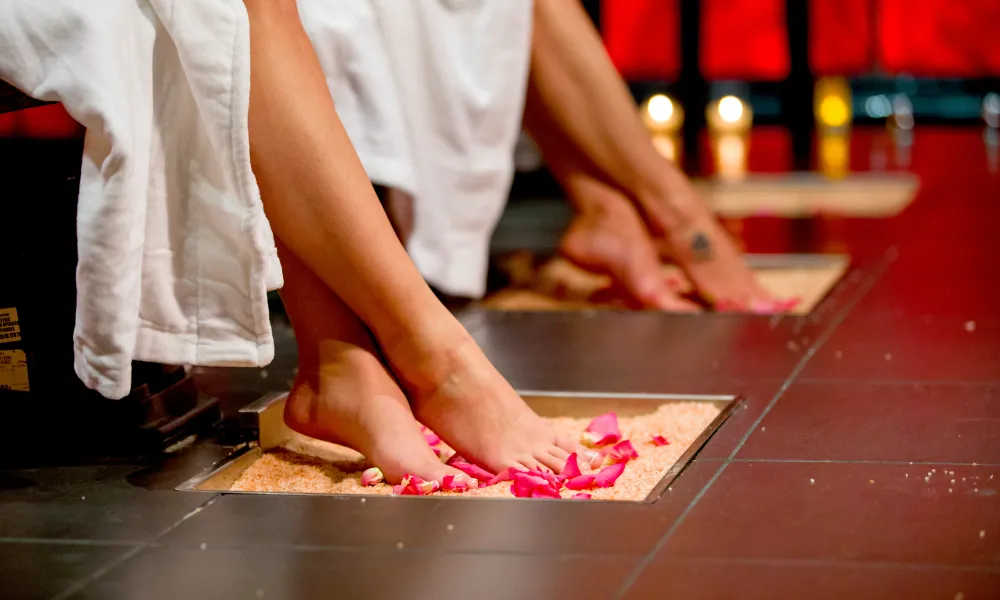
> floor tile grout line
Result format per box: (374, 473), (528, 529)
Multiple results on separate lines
(146, 541), (641, 560)
(660, 556), (1000, 574)
(701, 458), (1000, 467)
(795, 377), (1000, 387)
(0, 537), (137, 547)
(613, 250), (894, 599)
(48, 494), (221, 600)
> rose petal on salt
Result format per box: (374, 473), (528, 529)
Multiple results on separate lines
(447, 456), (495, 482)
(398, 475), (439, 496)
(594, 463), (626, 488)
(651, 435), (670, 446)
(434, 446), (457, 463)
(511, 472), (554, 498)
(581, 413), (621, 447)
(531, 485), (562, 499)
(441, 475), (474, 493)
(559, 453), (582, 481)
(360, 467), (384, 486)
(483, 467), (520, 487)
(606, 440), (639, 464)
(571, 493), (592, 500)
(391, 484), (404, 495)
(564, 474), (597, 491)
(530, 468), (560, 490)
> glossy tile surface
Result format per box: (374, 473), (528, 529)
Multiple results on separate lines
(659, 462), (1000, 565)
(625, 559), (1000, 600)
(73, 548), (638, 600)
(739, 382), (1000, 463)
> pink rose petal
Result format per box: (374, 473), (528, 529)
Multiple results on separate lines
(581, 412), (621, 447)
(360, 467), (384, 486)
(447, 456), (496, 482)
(564, 474), (597, 491)
(531, 486), (562, 499)
(593, 462), (626, 488)
(395, 475), (440, 496)
(510, 472), (559, 498)
(605, 440), (639, 465)
(433, 446), (457, 463)
(651, 435), (670, 446)
(392, 484), (404, 495)
(529, 468), (560, 490)
(559, 453), (582, 481)
(483, 467), (520, 487)
(441, 475), (475, 492)
(571, 493), (592, 500)
(420, 426), (441, 447)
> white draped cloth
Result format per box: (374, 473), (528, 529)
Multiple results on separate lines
(0, 0), (281, 399)
(0, 0), (531, 399)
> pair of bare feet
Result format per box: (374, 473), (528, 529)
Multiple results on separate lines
(559, 176), (775, 312)
(279, 246), (595, 486)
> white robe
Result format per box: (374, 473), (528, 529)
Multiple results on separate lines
(301, 0), (534, 298)
(0, 1), (282, 399)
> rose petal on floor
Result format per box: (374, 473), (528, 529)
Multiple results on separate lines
(581, 412), (621, 447)
(571, 493), (592, 500)
(594, 462), (626, 488)
(651, 435), (670, 446)
(447, 456), (496, 482)
(360, 467), (384, 486)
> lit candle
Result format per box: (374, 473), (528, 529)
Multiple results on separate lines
(706, 95), (752, 136)
(642, 94), (683, 164)
(814, 77), (852, 132)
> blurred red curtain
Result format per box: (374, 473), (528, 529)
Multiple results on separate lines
(809, 0), (873, 75)
(602, 0), (680, 81)
(879, 0), (1000, 76)
(0, 104), (81, 139)
(700, 0), (789, 81)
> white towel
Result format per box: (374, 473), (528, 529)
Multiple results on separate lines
(0, 0), (282, 399)
(303, 0), (534, 298)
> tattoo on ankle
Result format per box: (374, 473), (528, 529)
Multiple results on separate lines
(690, 231), (714, 262)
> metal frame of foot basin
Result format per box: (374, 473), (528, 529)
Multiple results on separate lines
(177, 391), (742, 503)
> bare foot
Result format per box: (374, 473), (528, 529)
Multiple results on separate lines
(277, 241), (468, 486)
(639, 179), (776, 310)
(559, 193), (700, 312)
(384, 329), (599, 475)
(284, 344), (470, 485)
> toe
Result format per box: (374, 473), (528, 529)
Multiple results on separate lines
(536, 450), (567, 474)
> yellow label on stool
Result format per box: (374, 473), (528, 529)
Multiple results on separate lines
(0, 349), (29, 392)
(0, 307), (21, 344)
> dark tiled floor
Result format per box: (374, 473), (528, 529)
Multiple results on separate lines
(625, 560), (1000, 600)
(739, 381), (1000, 464)
(3, 127), (1000, 599)
(658, 461), (1000, 566)
(72, 547), (639, 600)
(0, 541), (135, 600)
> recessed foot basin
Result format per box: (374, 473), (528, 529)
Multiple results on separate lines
(178, 391), (740, 503)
